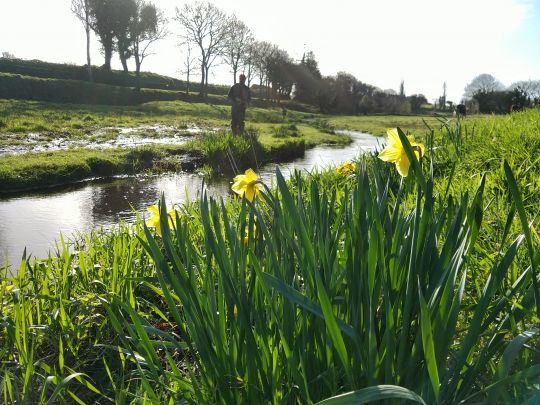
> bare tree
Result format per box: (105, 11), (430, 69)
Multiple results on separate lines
(71, 0), (93, 81)
(223, 16), (253, 84)
(175, 2), (230, 98)
(179, 43), (198, 95)
(132, 1), (167, 78)
(243, 42), (257, 86)
(509, 80), (540, 101)
(463, 73), (504, 99)
(251, 41), (276, 98)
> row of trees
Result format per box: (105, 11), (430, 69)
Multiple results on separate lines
(71, 0), (166, 80)
(70, 1), (538, 114)
(463, 74), (540, 113)
(71, 0), (430, 113)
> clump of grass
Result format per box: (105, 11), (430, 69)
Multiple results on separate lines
(312, 118), (335, 134)
(2, 106), (540, 403)
(194, 129), (263, 174)
(272, 123), (300, 138)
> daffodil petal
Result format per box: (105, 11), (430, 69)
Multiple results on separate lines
(386, 128), (400, 145)
(244, 186), (256, 202)
(232, 180), (247, 195)
(396, 157), (410, 177)
(147, 205), (159, 215)
(378, 145), (401, 162)
(245, 168), (258, 182)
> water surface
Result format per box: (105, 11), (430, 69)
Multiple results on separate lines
(0, 131), (383, 268)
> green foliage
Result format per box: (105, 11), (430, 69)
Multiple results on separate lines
(2, 111), (540, 402)
(195, 129), (263, 173)
(271, 124), (300, 138)
(0, 147), (168, 193)
(101, 157), (539, 403)
(0, 72), (225, 106)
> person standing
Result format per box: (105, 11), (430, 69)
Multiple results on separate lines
(228, 73), (251, 135)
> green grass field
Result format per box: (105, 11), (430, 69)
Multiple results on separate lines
(0, 99), (455, 194)
(1, 107), (539, 403)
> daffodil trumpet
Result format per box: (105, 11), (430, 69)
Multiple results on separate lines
(231, 168), (263, 202)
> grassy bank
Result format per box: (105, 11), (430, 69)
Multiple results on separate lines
(0, 99), (355, 193)
(0, 57), (230, 95)
(326, 114), (452, 136)
(1, 98), (536, 197)
(1, 110), (540, 403)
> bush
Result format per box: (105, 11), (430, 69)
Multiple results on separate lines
(272, 124), (300, 138)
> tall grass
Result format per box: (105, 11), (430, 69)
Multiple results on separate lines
(1, 113), (539, 403)
(105, 144), (539, 402)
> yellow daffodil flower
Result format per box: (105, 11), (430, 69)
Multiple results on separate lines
(231, 169), (262, 202)
(336, 161), (357, 175)
(378, 128), (425, 177)
(146, 204), (178, 237)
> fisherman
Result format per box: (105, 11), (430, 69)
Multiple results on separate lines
(227, 73), (251, 135)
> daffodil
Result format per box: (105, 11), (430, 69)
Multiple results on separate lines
(378, 128), (425, 177)
(146, 204), (178, 236)
(336, 161), (357, 175)
(231, 168), (262, 202)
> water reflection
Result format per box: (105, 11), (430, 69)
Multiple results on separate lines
(0, 131), (383, 269)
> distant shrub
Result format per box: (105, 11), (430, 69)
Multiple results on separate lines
(272, 124), (300, 138)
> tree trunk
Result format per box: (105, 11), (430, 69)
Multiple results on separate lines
(103, 41), (113, 71)
(247, 63), (252, 86)
(135, 54), (141, 90)
(199, 63), (205, 97)
(85, 15), (92, 82)
(120, 51), (129, 73)
(233, 66), (237, 84)
(135, 54), (141, 76)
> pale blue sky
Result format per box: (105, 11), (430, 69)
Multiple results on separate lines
(0, 0), (538, 102)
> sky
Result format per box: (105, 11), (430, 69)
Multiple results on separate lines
(0, 0), (539, 103)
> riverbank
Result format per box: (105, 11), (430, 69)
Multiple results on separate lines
(0, 99), (350, 194)
(0, 99), (453, 194)
(0, 130), (382, 264)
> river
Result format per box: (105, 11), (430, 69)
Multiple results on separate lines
(0, 130), (384, 268)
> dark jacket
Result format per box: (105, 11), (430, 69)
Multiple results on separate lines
(228, 83), (251, 106)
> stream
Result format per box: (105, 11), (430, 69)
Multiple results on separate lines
(0, 130), (384, 269)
